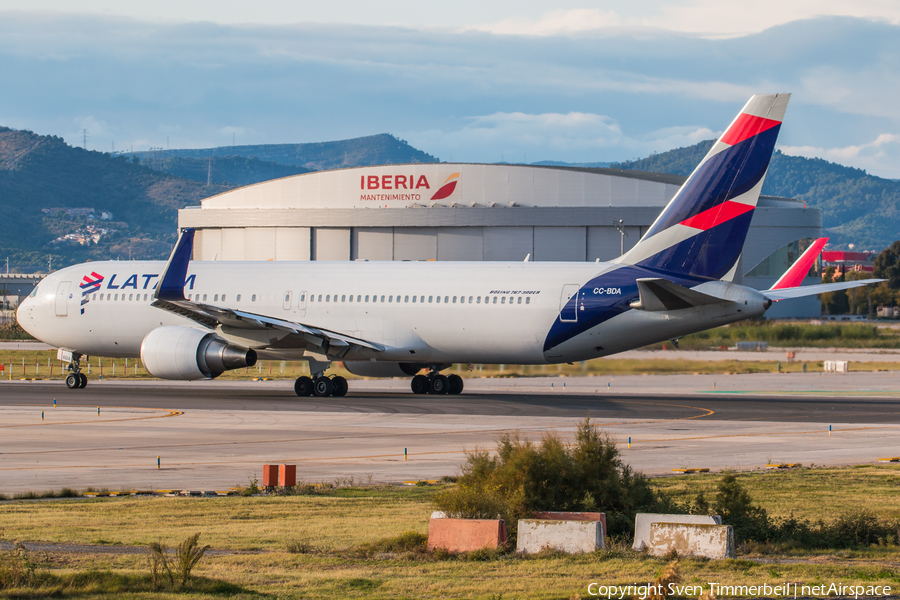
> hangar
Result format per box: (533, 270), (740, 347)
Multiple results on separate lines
(178, 163), (823, 318)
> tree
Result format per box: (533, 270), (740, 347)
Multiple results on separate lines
(874, 241), (900, 289)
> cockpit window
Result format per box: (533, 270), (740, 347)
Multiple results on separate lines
(29, 287), (38, 298)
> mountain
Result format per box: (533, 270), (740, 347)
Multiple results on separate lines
(132, 133), (439, 172)
(612, 141), (900, 250)
(0, 127), (231, 271)
(134, 155), (312, 188)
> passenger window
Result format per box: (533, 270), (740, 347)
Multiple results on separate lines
(252, 294), (257, 302)
(501, 297), (506, 304)
(349, 295), (354, 302)
(114, 294), (118, 301)
(526, 297), (531, 304)
(356, 295), (361, 302)
(222, 294), (226, 301)
(215, 294), (219, 301)
(412, 296), (417, 303)
(365, 295), (369, 302)
(404, 295), (409, 302)
(444, 296), (449, 303)
(318, 295), (322, 302)
(341, 295), (346, 302)
(476, 297), (480, 304)
(453, 296), (457, 303)
(492, 296), (497, 304)
(237, 294), (242, 302)
(300, 293), (305, 302)
(127, 294), (132, 301)
(381, 295), (385, 302)
(517, 297), (522, 304)
(92, 293), (96, 300)
(428, 296), (433, 303)
(468, 296), (473, 303)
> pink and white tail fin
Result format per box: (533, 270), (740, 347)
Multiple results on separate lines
(770, 238), (828, 290)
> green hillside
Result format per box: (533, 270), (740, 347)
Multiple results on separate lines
(611, 141), (900, 250)
(135, 155), (312, 187)
(132, 133), (439, 171)
(0, 127), (231, 271)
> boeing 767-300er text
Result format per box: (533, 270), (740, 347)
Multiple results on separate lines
(16, 94), (882, 396)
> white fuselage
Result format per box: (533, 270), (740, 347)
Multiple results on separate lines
(17, 259), (767, 367)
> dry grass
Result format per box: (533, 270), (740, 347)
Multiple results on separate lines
(652, 464), (900, 521)
(4, 348), (900, 382)
(4, 472), (900, 597)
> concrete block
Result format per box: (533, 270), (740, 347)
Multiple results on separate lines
(427, 518), (507, 552)
(532, 511), (606, 544)
(516, 519), (604, 554)
(633, 513), (721, 550)
(279, 464), (296, 487)
(261, 464), (278, 488)
(648, 522), (735, 559)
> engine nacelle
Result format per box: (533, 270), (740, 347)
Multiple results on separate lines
(141, 326), (257, 380)
(343, 361), (427, 378)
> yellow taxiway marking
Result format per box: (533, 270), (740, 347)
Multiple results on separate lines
(0, 405), (183, 428)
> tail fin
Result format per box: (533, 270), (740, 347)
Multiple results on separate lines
(770, 237), (827, 290)
(617, 93), (790, 280)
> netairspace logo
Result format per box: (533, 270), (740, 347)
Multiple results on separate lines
(586, 582), (893, 599)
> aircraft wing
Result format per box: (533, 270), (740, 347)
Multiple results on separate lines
(764, 279), (885, 301)
(151, 229), (384, 354)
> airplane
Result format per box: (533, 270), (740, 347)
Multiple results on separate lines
(16, 93), (883, 396)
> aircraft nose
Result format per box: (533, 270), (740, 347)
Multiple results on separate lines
(16, 295), (37, 336)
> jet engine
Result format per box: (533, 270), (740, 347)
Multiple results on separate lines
(140, 326), (257, 380)
(343, 361), (428, 378)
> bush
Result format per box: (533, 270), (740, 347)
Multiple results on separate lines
(353, 531), (428, 558)
(0, 546), (42, 590)
(434, 418), (670, 539)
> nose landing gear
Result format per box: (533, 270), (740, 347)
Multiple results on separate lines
(64, 353), (88, 389)
(411, 368), (464, 395)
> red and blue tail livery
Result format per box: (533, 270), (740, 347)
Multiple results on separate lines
(618, 93), (790, 281)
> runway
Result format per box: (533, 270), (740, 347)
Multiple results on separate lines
(1, 372), (899, 493)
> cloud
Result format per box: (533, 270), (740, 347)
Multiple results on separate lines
(469, 1), (900, 38)
(780, 133), (900, 178)
(403, 111), (716, 163)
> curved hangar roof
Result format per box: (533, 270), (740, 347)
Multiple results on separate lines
(200, 163), (689, 210)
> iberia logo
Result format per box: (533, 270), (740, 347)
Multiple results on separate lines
(79, 271), (104, 315)
(430, 172), (460, 201)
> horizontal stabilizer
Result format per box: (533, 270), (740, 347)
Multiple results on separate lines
(765, 279), (885, 301)
(631, 278), (726, 311)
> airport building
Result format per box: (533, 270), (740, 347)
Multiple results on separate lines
(178, 163), (823, 318)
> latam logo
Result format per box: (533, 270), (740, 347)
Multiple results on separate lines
(76, 272), (196, 315)
(359, 173), (460, 202)
(79, 272), (104, 315)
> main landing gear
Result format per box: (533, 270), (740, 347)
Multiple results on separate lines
(411, 370), (463, 395)
(294, 374), (348, 397)
(64, 353), (88, 390)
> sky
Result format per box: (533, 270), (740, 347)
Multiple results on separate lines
(0, 1), (898, 177)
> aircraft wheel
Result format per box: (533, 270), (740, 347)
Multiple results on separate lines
(331, 376), (348, 397)
(411, 374), (429, 395)
(294, 376), (313, 397)
(65, 374), (79, 389)
(78, 373), (88, 389)
(313, 377), (334, 397)
(430, 374), (449, 395)
(447, 374), (463, 395)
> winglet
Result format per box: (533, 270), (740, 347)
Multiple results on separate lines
(770, 237), (828, 290)
(155, 228), (195, 301)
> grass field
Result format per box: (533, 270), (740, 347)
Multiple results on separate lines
(3, 348), (900, 383)
(3, 467), (900, 598)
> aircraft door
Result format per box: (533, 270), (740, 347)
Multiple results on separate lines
(298, 290), (307, 317)
(56, 282), (71, 317)
(282, 291), (292, 311)
(559, 284), (579, 323)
